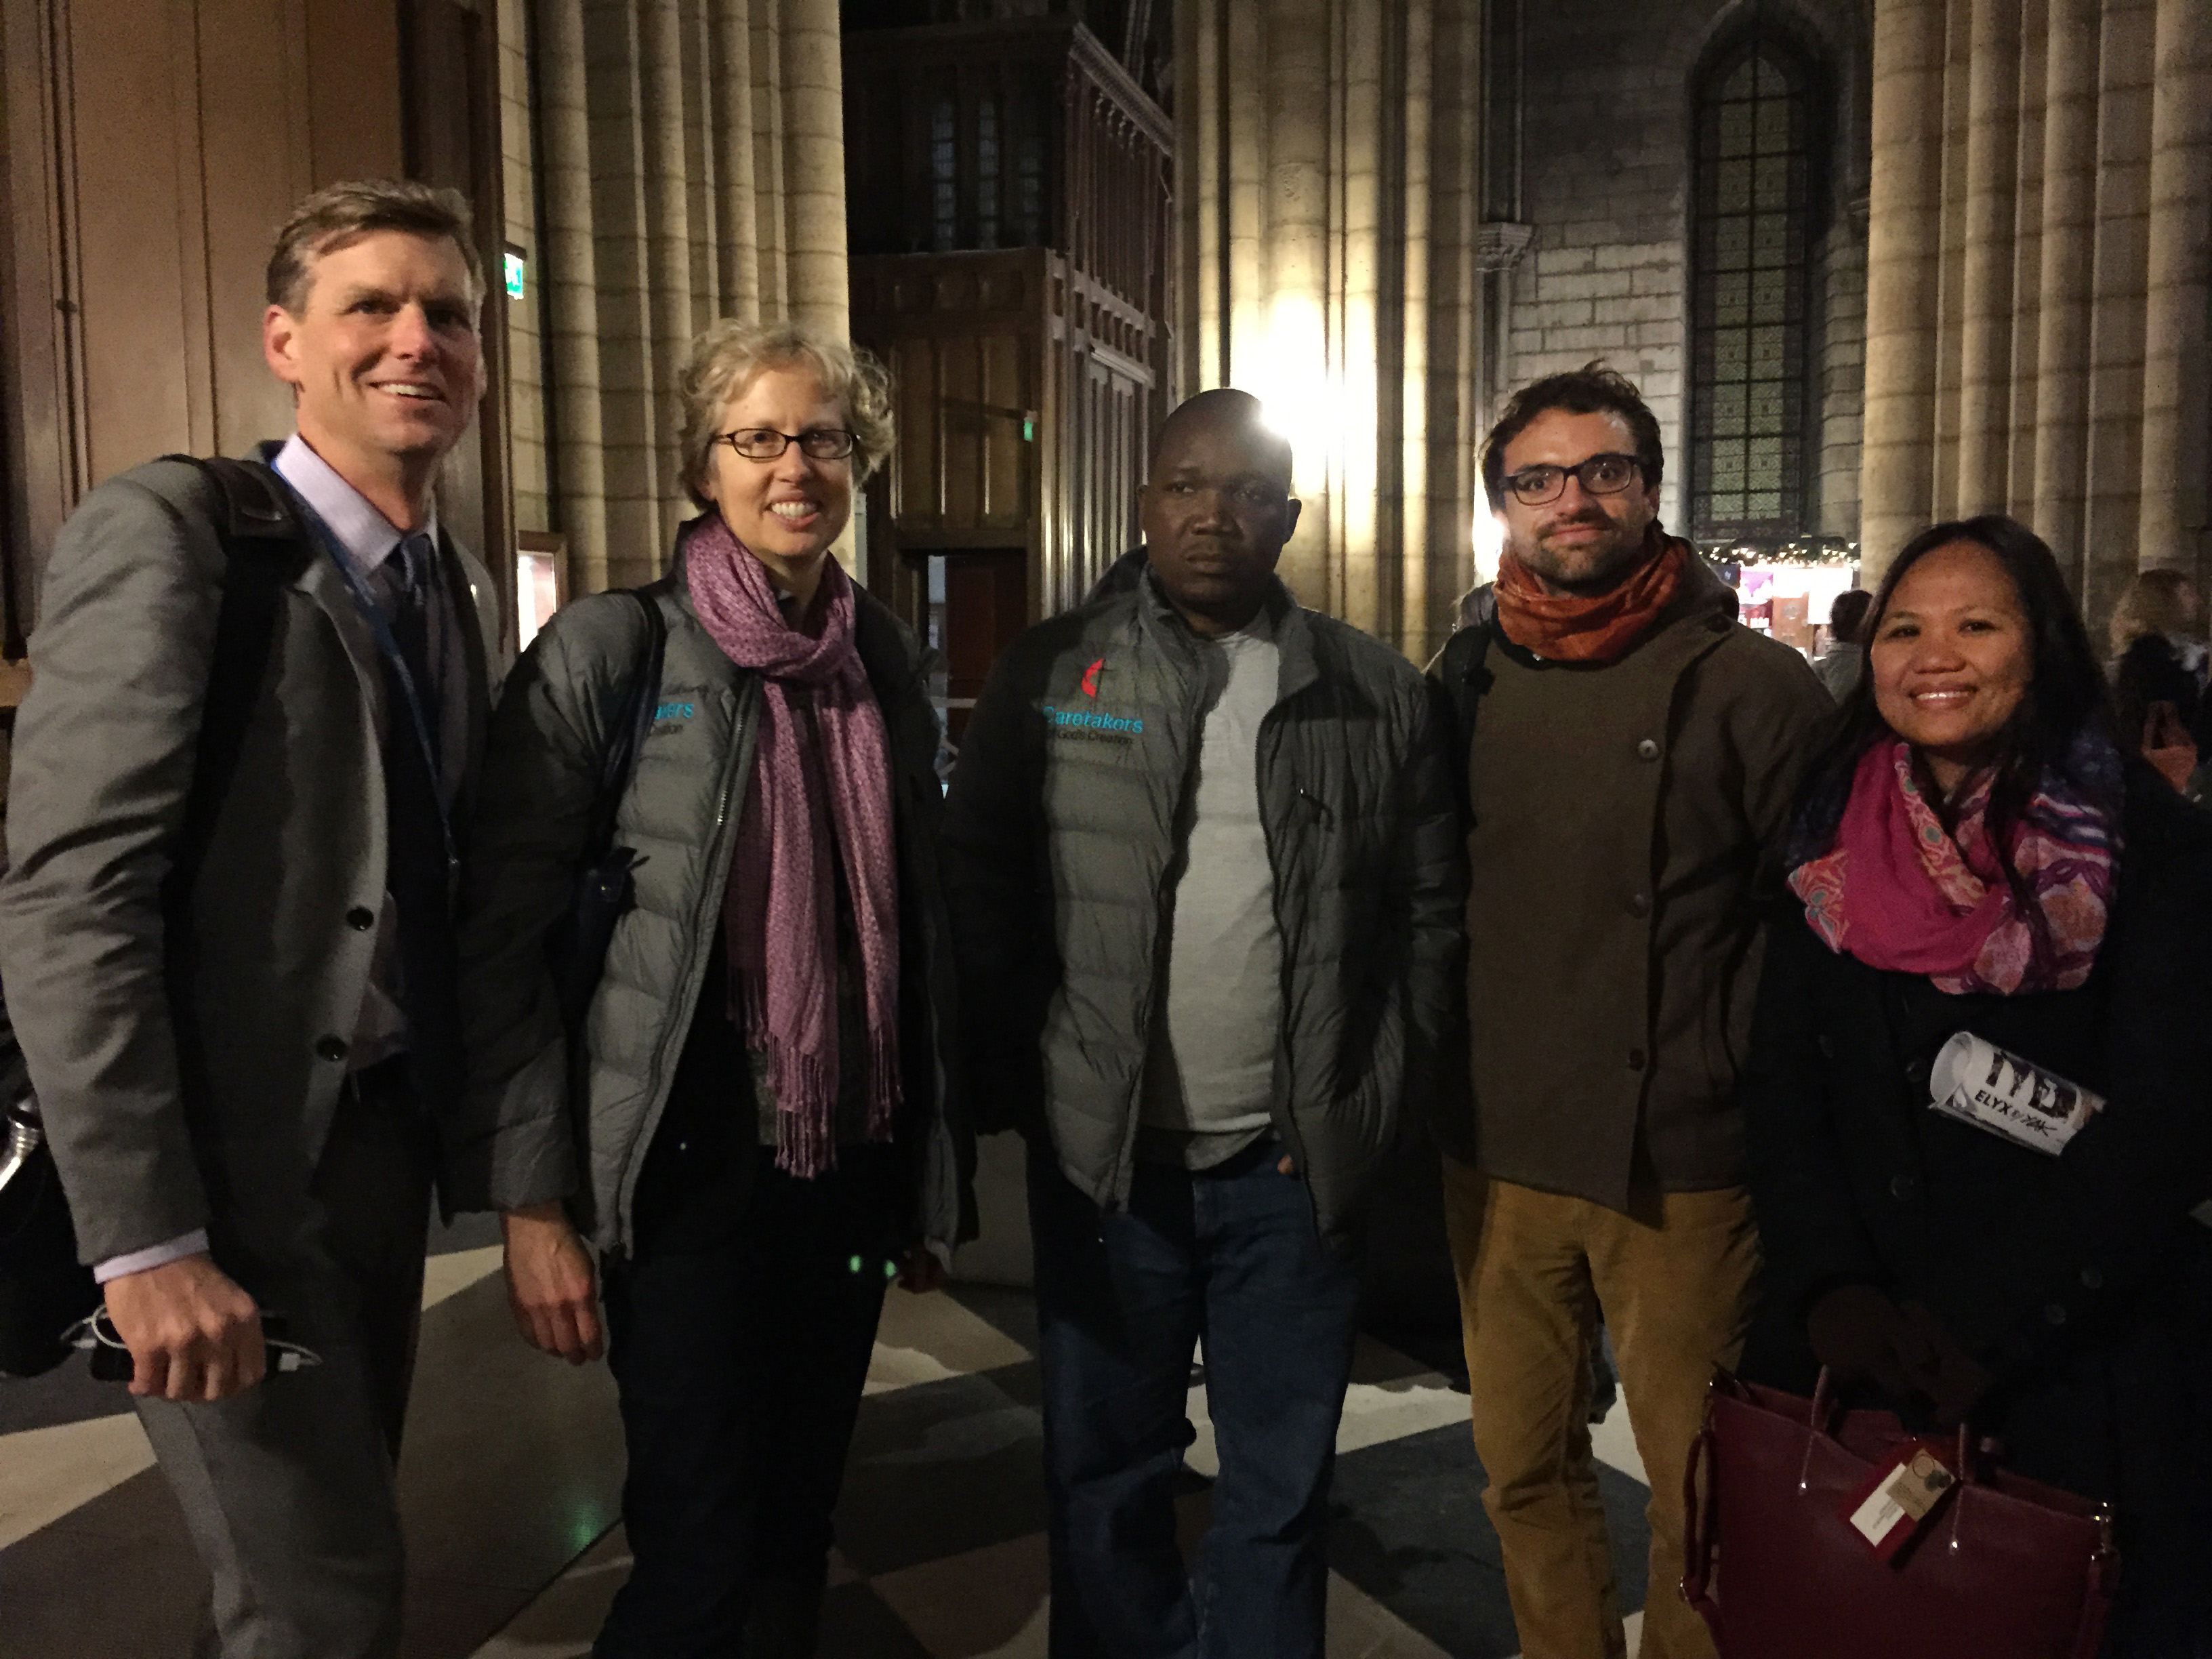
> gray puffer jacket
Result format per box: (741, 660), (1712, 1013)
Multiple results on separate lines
(941, 569), (1465, 1244)
(447, 546), (972, 1256)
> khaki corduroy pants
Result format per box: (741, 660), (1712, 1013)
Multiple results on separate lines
(1441, 1158), (1758, 1659)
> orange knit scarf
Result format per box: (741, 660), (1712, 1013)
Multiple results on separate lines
(1494, 530), (1689, 663)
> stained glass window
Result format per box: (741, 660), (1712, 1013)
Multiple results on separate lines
(930, 96), (958, 253)
(1690, 45), (1810, 539)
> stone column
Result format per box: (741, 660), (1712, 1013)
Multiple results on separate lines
(2136, 0), (2211, 571)
(1860, 0), (1949, 578)
(1955, 0), (2022, 513)
(523, 0), (851, 594)
(2030, 0), (2100, 572)
(2080, 0), (2155, 618)
(1176, 0), (1487, 658)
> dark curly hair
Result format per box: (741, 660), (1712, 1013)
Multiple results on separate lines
(1477, 362), (1664, 511)
(1786, 516), (2121, 915)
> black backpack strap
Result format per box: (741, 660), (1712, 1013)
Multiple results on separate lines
(157, 455), (314, 902)
(582, 585), (669, 864)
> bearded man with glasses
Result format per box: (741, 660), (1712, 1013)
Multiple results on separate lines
(1428, 364), (1830, 1659)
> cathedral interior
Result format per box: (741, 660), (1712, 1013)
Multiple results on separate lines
(0, 0), (2207, 1654)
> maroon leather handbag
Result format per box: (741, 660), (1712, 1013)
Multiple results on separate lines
(1681, 1370), (2118, 1659)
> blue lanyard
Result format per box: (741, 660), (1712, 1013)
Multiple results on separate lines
(279, 485), (457, 867)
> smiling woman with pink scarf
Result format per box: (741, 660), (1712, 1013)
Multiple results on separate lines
(452, 320), (972, 1659)
(1740, 516), (2212, 1656)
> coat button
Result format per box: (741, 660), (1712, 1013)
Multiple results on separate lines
(2045, 1303), (2069, 1327)
(1905, 1057), (1931, 1087)
(1628, 1048), (1647, 1072)
(346, 906), (376, 931)
(1817, 1034), (1837, 1061)
(1627, 892), (1652, 918)
(1889, 1173), (1918, 1200)
(1636, 739), (1660, 762)
(315, 1036), (349, 1063)
(2079, 1267), (2104, 1292)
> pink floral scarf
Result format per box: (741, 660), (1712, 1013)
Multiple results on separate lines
(684, 514), (901, 1176)
(1788, 737), (2116, 995)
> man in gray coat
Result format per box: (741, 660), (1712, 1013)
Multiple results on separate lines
(942, 390), (1464, 1659)
(0, 180), (498, 1658)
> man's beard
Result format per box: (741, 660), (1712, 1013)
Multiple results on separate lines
(1517, 516), (1652, 594)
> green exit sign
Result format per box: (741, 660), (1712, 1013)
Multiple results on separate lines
(504, 249), (527, 300)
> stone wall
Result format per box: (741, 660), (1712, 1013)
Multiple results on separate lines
(1502, 0), (1871, 543)
(1860, 0), (2211, 613)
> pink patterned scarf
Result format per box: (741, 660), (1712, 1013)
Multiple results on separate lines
(1787, 737), (2115, 995)
(684, 514), (901, 1175)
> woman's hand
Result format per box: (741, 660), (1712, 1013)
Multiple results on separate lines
(500, 1202), (604, 1364)
(2142, 701), (2198, 793)
(897, 1244), (947, 1294)
(1805, 1284), (1942, 1400)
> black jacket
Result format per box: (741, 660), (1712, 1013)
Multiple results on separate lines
(1742, 769), (2212, 1500)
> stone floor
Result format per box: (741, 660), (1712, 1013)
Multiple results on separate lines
(0, 1212), (1655, 1658)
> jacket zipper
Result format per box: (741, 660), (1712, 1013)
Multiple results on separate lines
(1254, 705), (1316, 1208)
(1110, 653), (1210, 1210)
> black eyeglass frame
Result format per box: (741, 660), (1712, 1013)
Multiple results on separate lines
(714, 427), (859, 462)
(1501, 451), (1647, 507)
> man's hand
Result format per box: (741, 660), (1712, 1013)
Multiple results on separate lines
(102, 1253), (264, 1401)
(501, 1202), (602, 1364)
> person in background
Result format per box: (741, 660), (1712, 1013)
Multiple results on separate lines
(1814, 587), (1872, 703)
(1429, 363), (1832, 1659)
(1743, 514), (2212, 1655)
(2106, 569), (2209, 798)
(942, 388), (1463, 1659)
(449, 319), (972, 1659)
(0, 180), (499, 1658)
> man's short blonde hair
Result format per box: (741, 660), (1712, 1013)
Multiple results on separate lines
(677, 319), (895, 504)
(266, 180), (482, 314)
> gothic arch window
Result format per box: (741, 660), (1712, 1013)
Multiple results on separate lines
(1689, 33), (1819, 542)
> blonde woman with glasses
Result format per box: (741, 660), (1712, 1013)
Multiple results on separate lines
(451, 320), (972, 1658)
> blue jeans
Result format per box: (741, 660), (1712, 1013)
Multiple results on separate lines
(1029, 1139), (1363, 1659)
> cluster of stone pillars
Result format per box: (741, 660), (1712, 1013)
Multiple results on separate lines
(1860, 0), (2211, 621)
(506, 0), (853, 596)
(1174, 0), (1490, 665)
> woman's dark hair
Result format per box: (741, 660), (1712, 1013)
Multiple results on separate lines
(1787, 515), (2118, 888)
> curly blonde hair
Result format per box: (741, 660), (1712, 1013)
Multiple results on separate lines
(677, 319), (895, 505)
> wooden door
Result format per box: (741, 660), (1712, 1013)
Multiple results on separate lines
(939, 550), (1027, 741)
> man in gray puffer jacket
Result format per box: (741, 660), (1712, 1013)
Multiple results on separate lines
(942, 389), (1464, 1659)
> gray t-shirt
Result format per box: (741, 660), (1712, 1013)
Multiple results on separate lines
(1140, 615), (1284, 1166)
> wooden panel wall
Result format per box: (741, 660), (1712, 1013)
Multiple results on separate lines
(0, 0), (416, 657)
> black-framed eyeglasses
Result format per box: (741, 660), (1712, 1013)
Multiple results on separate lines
(1502, 452), (1644, 506)
(715, 427), (857, 462)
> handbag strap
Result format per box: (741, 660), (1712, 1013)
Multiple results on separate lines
(1681, 1414), (1723, 1633)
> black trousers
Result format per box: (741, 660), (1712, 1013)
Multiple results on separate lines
(592, 1144), (901, 1659)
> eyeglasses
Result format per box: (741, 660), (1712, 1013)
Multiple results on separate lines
(1502, 452), (1644, 506)
(715, 427), (857, 462)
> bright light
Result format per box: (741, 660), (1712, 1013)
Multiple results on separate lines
(1248, 295), (1333, 491)
(1471, 505), (1507, 586)
(504, 250), (527, 300)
